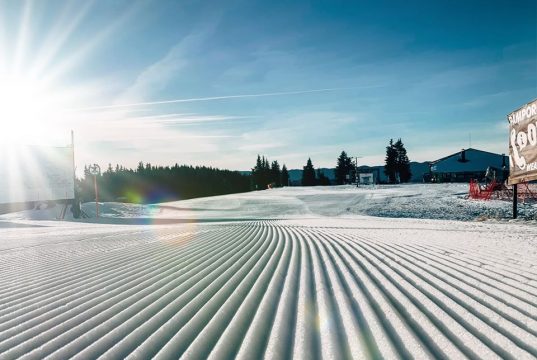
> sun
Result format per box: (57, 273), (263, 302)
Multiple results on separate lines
(0, 75), (63, 145)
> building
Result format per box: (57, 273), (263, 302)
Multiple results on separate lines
(429, 148), (509, 183)
(356, 166), (381, 184)
(358, 172), (376, 185)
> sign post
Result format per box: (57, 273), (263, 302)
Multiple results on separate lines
(513, 184), (518, 219)
(507, 98), (537, 219)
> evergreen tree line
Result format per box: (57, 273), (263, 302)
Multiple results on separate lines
(334, 140), (411, 185)
(78, 162), (251, 203)
(251, 155), (289, 189)
(76, 138), (412, 204)
(384, 138), (412, 183)
(251, 155), (332, 188)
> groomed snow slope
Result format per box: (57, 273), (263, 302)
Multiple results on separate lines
(2, 184), (536, 222)
(0, 187), (536, 359)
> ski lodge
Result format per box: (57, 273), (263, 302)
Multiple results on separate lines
(428, 148), (509, 183)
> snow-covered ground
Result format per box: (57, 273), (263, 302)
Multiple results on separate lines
(0, 184), (536, 359)
(3, 183), (536, 223)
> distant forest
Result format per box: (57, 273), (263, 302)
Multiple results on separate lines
(78, 141), (412, 204)
(78, 162), (251, 204)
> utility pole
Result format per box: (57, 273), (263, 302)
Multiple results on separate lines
(89, 164), (101, 218)
(354, 157), (359, 186)
(352, 156), (362, 186)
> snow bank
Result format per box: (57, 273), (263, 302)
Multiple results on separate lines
(2, 184), (536, 223)
(111, 184), (537, 222)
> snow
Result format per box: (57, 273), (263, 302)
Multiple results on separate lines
(0, 184), (536, 359)
(5, 183), (536, 223)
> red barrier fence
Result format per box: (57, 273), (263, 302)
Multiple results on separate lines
(469, 179), (497, 200)
(469, 179), (537, 202)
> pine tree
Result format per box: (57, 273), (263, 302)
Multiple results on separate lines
(83, 165), (91, 178)
(335, 151), (353, 185)
(394, 138), (412, 183)
(281, 164), (289, 186)
(252, 155), (263, 189)
(302, 158), (317, 186)
(261, 156), (270, 188)
(317, 169), (331, 186)
(271, 160), (281, 187)
(253, 155), (284, 189)
(137, 161), (145, 174)
(384, 139), (398, 184)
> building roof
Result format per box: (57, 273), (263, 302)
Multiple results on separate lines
(430, 148), (508, 173)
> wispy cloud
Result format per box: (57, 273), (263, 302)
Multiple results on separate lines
(69, 86), (377, 112)
(116, 13), (223, 104)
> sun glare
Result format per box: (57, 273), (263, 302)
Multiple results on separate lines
(0, 75), (64, 145)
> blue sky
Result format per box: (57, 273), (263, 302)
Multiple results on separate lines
(0, 0), (535, 171)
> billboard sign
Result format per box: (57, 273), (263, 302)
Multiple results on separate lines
(359, 173), (374, 185)
(508, 99), (537, 185)
(0, 145), (75, 204)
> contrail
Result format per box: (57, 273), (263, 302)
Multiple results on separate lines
(68, 86), (374, 112)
